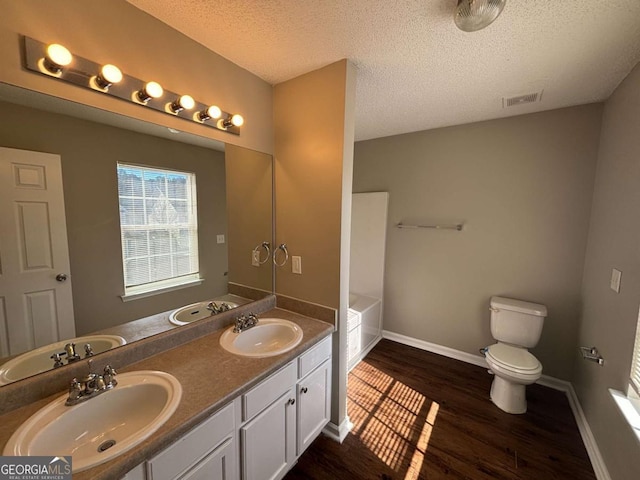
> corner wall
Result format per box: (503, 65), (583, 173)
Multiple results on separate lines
(273, 59), (356, 431)
(353, 104), (603, 380)
(573, 63), (640, 479)
(0, 0), (273, 154)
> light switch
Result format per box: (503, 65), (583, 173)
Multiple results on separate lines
(292, 256), (302, 274)
(216, 234), (225, 244)
(610, 268), (622, 293)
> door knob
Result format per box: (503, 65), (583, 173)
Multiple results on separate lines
(56, 273), (68, 282)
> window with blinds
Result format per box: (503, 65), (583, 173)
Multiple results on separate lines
(117, 163), (199, 295)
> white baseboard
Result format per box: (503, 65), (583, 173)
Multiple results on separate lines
(381, 330), (611, 480)
(382, 330), (488, 368)
(322, 416), (353, 444)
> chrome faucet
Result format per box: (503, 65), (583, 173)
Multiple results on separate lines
(50, 342), (95, 368)
(65, 360), (117, 406)
(233, 313), (259, 333)
(207, 301), (232, 315)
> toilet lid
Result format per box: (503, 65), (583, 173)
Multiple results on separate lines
(486, 343), (541, 373)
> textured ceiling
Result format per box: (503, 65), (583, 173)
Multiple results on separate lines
(127, 0), (640, 141)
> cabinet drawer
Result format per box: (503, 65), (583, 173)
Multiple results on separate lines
(147, 403), (235, 480)
(298, 336), (332, 379)
(242, 362), (296, 421)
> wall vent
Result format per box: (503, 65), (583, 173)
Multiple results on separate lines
(502, 91), (543, 108)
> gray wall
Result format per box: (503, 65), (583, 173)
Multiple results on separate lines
(0, 101), (228, 335)
(353, 104), (603, 380)
(573, 63), (640, 479)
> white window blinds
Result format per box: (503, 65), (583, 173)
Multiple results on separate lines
(631, 309), (640, 395)
(117, 164), (199, 293)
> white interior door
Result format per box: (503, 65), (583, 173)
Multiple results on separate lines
(0, 147), (75, 357)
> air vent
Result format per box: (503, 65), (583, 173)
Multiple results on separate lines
(502, 91), (543, 108)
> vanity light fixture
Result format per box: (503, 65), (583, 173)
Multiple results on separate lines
(222, 114), (244, 128)
(197, 105), (222, 122)
(94, 64), (123, 90)
(43, 43), (72, 74)
(136, 81), (164, 103)
(23, 36), (242, 135)
(169, 94), (195, 114)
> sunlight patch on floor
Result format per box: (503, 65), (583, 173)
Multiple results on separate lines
(348, 360), (439, 473)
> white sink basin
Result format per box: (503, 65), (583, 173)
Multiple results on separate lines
(169, 300), (239, 326)
(3, 370), (182, 473)
(0, 335), (127, 385)
(220, 318), (303, 357)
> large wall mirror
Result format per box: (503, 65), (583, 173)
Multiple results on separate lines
(0, 83), (274, 386)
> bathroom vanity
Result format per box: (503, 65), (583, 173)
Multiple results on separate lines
(126, 335), (332, 480)
(0, 305), (334, 480)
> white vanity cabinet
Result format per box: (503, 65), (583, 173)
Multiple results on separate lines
(122, 335), (332, 480)
(143, 402), (237, 480)
(239, 362), (297, 480)
(296, 337), (332, 455)
(239, 335), (332, 480)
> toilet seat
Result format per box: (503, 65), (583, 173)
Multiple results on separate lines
(486, 343), (542, 376)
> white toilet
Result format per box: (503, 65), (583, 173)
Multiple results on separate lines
(483, 296), (547, 414)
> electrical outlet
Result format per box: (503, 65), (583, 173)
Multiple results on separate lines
(252, 250), (260, 267)
(292, 256), (302, 274)
(216, 234), (225, 244)
(611, 268), (622, 293)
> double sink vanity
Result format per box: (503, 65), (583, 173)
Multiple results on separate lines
(0, 296), (334, 480)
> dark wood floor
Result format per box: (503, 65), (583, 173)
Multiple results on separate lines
(286, 339), (596, 480)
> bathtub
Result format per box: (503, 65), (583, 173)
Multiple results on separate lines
(347, 293), (382, 371)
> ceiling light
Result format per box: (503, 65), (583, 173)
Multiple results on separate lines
(137, 81), (163, 103)
(44, 43), (72, 73)
(95, 64), (123, 90)
(170, 94), (195, 113)
(198, 105), (222, 122)
(454, 0), (506, 32)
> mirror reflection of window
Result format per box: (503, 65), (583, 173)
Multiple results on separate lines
(117, 163), (200, 297)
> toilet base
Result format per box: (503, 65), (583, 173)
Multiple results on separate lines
(490, 375), (527, 414)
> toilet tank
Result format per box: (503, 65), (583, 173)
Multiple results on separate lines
(490, 296), (547, 348)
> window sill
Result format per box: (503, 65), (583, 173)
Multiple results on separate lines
(609, 388), (640, 444)
(120, 277), (204, 302)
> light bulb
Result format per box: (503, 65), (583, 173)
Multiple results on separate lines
(231, 114), (244, 127)
(95, 64), (123, 89)
(178, 95), (195, 110)
(145, 82), (164, 99)
(170, 94), (195, 113)
(101, 64), (123, 84)
(44, 43), (72, 73)
(137, 81), (163, 103)
(198, 105), (222, 122)
(222, 113), (244, 129)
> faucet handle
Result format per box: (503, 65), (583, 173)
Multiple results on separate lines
(84, 343), (94, 357)
(103, 365), (117, 387)
(50, 352), (65, 368)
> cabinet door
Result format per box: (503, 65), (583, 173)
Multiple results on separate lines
(241, 389), (296, 480)
(297, 360), (331, 455)
(180, 437), (236, 480)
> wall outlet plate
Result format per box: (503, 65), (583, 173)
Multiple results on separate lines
(292, 256), (302, 274)
(611, 268), (622, 293)
(216, 234), (225, 244)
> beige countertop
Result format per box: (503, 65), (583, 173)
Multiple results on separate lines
(0, 308), (334, 480)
